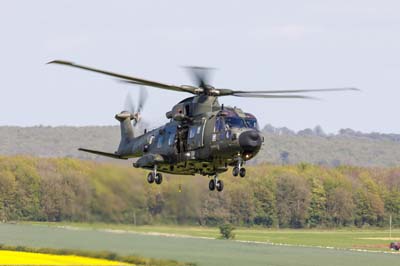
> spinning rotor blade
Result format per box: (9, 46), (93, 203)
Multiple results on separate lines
(123, 92), (136, 114)
(123, 87), (148, 126)
(48, 60), (197, 94)
(138, 86), (148, 113)
(185, 66), (214, 89)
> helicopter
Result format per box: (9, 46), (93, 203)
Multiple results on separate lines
(49, 60), (358, 192)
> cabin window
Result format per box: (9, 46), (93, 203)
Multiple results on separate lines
(168, 133), (175, 146)
(214, 117), (224, 132)
(189, 127), (197, 139)
(148, 135), (155, 144)
(157, 135), (164, 148)
(185, 104), (191, 116)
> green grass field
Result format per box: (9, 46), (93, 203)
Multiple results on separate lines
(28, 222), (400, 251)
(1, 223), (399, 266)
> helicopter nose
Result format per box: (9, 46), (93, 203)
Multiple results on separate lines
(239, 130), (262, 153)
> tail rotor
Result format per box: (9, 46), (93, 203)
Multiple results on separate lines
(123, 86), (148, 126)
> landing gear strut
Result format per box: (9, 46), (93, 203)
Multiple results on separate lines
(232, 157), (246, 178)
(147, 165), (163, 185)
(209, 175), (224, 192)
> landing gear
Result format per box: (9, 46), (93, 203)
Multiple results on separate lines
(232, 167), (239, 177)
(216, 179), (224, 192)
(209, 179), (215, 191)
(209, 175), (224, 192)
(147, 165), (163, 185)
(155, 173), (163, 185)
(147, 172), (155, 184)
(239, 167), (246, 178)
(233, 158), (246, 178)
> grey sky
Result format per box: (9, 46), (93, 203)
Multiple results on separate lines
(1, 0), (399, 133)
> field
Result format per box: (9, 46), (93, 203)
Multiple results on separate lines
(27, 222), (400, 251)
(1, 223), (399, 266)
(0, 250), (125, 265)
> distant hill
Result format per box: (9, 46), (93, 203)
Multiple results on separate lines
(257, 125), (400, 167)
(1, 125), (399, 167)
(0, 126), (122, 162)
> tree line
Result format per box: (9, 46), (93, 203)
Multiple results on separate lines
(0, 156), (399, 228)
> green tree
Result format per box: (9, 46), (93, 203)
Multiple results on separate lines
(326, 187), (354, 226)
(276, 174), (311, 228)
(252, 176), (277, 227)
(0, 170), (16, 221)
(307, 177), (327, 227)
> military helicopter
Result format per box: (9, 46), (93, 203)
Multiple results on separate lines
(49, 60), (357, 192)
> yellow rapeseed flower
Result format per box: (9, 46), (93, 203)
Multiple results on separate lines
(0, 250), (130, 265)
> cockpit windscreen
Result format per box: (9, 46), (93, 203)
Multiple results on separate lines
(225, 116), (246, 128)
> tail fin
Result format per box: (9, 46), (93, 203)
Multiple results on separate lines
(115, 111), (135, 152)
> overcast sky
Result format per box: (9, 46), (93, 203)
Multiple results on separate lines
(1, 0), (399, 133)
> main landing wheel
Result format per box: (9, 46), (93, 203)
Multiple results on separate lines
(216, 180), (224, 192)
(209, 175), (224, 192)
(155, 173), (163, 185)
(209, 179), (215, 191)
(147, 172), (155, 184)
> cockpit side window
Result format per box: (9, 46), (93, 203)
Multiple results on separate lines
(245, 118), (259, 130)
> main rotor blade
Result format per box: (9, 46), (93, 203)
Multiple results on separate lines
(48, 60), (197, 94)
(232, 87), (359, 94)
(119, 80), (197, 94)
(218, 87), (359, 96)
(232, 93), (318, 99)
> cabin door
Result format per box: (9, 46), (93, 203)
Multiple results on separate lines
(187, 118), (206, 151)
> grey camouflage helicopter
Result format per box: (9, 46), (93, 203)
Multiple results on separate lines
(49, 60), (357, 192)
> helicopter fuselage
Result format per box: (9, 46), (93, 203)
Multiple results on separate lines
(117, 96), (263, 176)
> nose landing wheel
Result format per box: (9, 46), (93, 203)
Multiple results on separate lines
(232, 167), (239, 177)
(147, 166), (163, 185)
(233, 158), (246, 178)
(239, 167), (246, 177)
